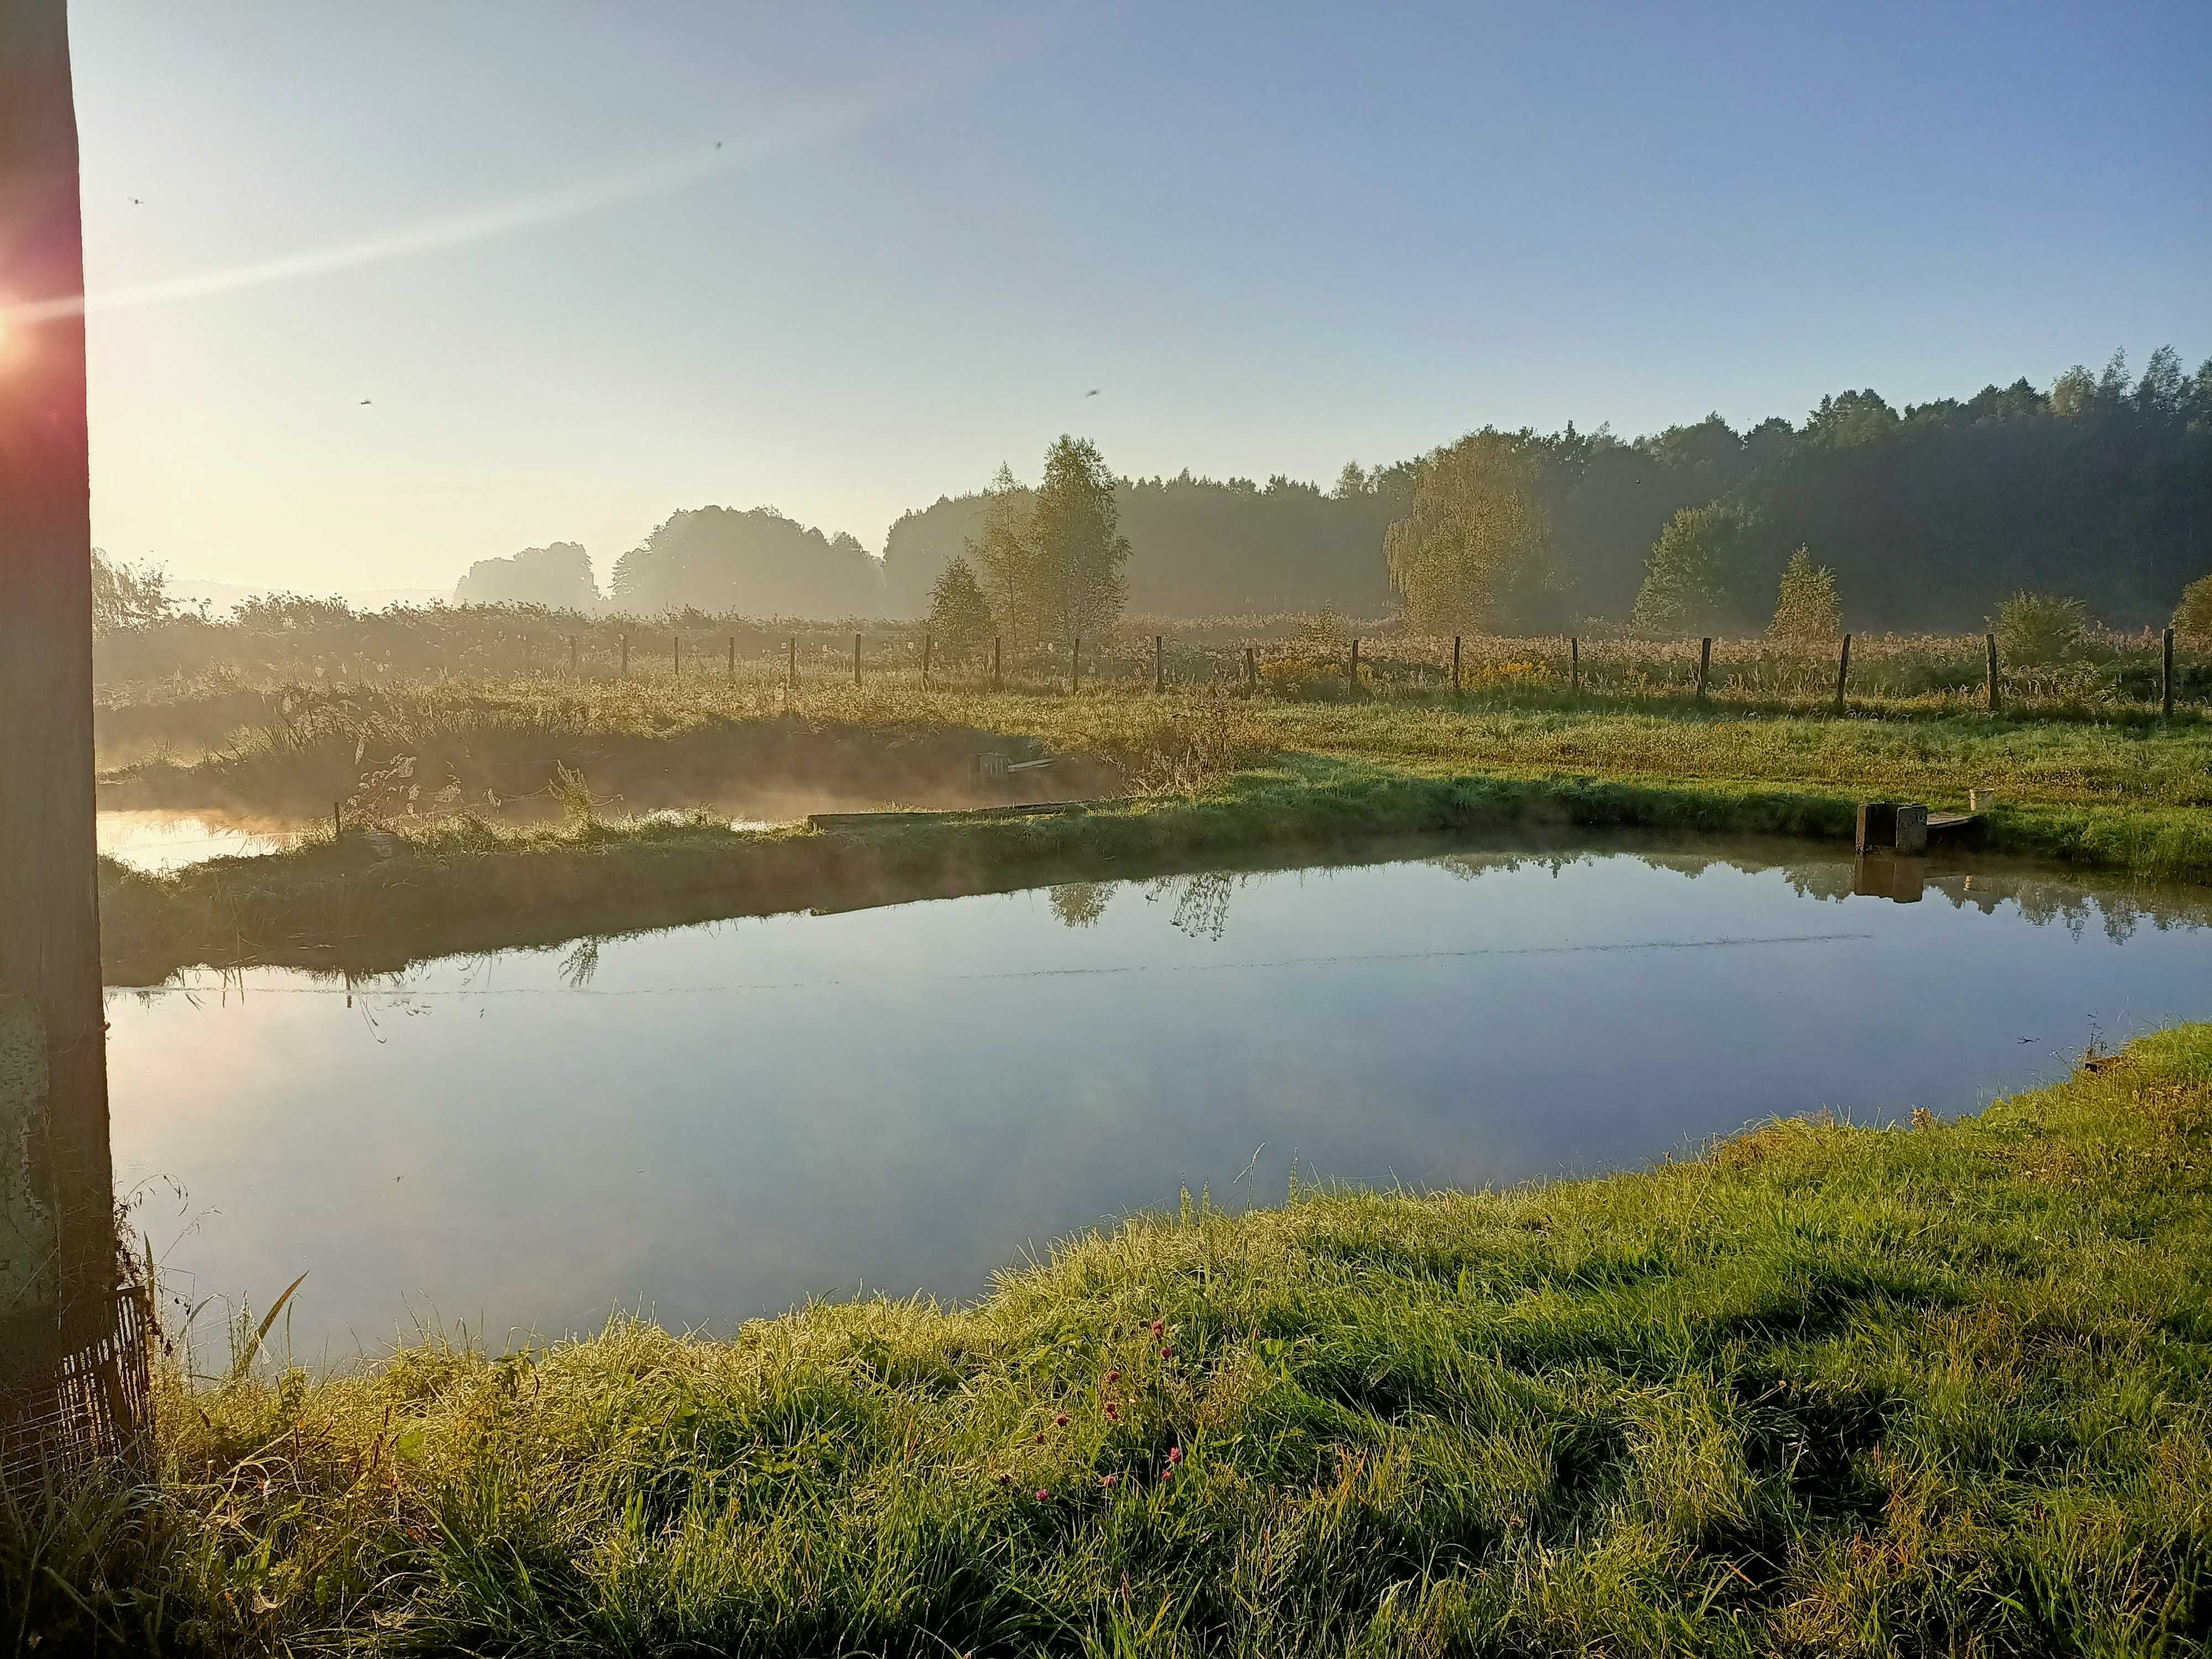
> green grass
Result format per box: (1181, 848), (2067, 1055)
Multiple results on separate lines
(93, 676), (2212, 981)
(18, 1026), (2212, 1654)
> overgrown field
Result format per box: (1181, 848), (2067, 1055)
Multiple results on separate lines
(88, 669), (2212, 980)
(96, 611), (2212, 727)
(17, 1025), (2212, 1654)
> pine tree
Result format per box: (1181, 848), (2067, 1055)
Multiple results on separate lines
(1768, 547), (1841, 644)
(926, 554), (996, 662)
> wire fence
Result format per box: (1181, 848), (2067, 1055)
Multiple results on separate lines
(93, 609), (2209, 718)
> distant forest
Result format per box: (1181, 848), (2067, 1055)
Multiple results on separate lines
(456, 348), (2211, 631)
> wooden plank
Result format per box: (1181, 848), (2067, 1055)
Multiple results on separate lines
(807, 799), (1129, 831)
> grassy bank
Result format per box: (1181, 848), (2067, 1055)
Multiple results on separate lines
(19, 1026), (2212, 1654)
(95, 679), (2212, 981)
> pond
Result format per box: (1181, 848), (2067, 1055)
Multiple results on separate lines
(98, 808), (303, 872)
(106, 837), (2212, 1365)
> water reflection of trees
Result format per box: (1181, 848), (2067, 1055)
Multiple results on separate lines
(558, 936), (603, 987)
(1049, 883), (1112, 929)
(1426, 848), (2212, 944)
(1145, 871), (1239, 941)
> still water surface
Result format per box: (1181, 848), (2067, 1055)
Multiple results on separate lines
(106, 839), (2212, 1362)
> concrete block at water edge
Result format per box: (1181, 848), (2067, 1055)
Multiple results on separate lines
(1894, 804), (1928, 854)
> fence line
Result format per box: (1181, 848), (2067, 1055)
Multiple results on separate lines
(91, 617), (2206, 716)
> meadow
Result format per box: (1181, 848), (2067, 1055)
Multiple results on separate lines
(17, 1024), (2212, 1654)
(85, 607), (2212, 983)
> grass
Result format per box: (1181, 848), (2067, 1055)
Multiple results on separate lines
(15, 1024), (2212, 1654)
(90, 674), (2212, 981)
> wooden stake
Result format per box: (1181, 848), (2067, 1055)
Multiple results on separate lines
(1154, 634), (1164, 693)
(1696, 637), (1712, 701)
(1348, 637), (1360, 692)
(1571, 636), (1580, 691)
(673, 635), (681, 677)
(333, 800), (343, 839)
(1986, 633), (2001, 713)
(1245, 644), (1256, 694)
(1834, 633), (1852, 714)
(1071, 636), (1081, 695)
(619, 633), (628, 677)
(992, 635), (1002, 691)
(853, 633), (862, 687)
(1452, 635), (1462, 693)
(922, 632), (932, 689)
(727, 636), (735, 681)
(2163, 627), (2175, 718)
(787, 636), (796, 688)
(0, 0), (129, 1455)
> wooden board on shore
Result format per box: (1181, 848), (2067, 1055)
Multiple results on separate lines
(807, 799), (1129, 831)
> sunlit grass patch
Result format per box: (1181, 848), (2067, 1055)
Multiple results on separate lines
(14, 1027), (2212, 1653)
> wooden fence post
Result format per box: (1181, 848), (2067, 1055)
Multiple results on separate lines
(1986, 634), (2001, 713)
(1696, 637), (1712, 702)
(727, 636), (735, 681)
(1, 0), (138, 1462)
(1154, 634), (1164, 693)
(1348, 637), (1360, 693)
(922, 632), (932, 689)
(1071, 637), (1081, 695)
(853, 633), (862, 687)
(992, 635), (1002, 691)
(673, 635), (681, 677)
(1245, 644), (1257, 695)
(619, 633), (628, 677)
(787, 636), (796, 688)
(1834, 633), (1852, 714)
(1451, 635), (1462, 693)
(2163, 627), (2175, 718)
(1571, 636), (1580, 692)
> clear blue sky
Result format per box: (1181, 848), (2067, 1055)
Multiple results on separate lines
(65, 1), (2211, 592)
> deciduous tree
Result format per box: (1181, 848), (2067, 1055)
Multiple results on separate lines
(1632, 502), (1764, 633)
(1383, 431), (1558, 633)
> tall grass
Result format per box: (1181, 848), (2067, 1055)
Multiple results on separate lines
(13, 1027), (2212, 1654)
(99, 667), (2212, 815)
(96, 600), (2210, 722)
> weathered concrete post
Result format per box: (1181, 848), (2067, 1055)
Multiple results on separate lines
(0, 0), (140, 1458)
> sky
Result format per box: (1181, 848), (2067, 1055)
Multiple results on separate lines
(57, 1), (2212, 594)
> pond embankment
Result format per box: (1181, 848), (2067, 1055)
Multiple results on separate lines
(33, 1025), (2212, 1654)
(97, 755), (2212, 984)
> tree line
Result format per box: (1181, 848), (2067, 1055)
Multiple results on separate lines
(164, 347), (2212, 637)
(1389, 348), (2212, 636)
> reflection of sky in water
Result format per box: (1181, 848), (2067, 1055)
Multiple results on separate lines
(105, 846), (2212, 1365)
(98, 810), (299, 871)
(96, 807), (780, 873)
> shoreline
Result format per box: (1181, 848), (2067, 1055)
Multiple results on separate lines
(29, 1024), (2212, 1652)
(99, 757), (2212, 984)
